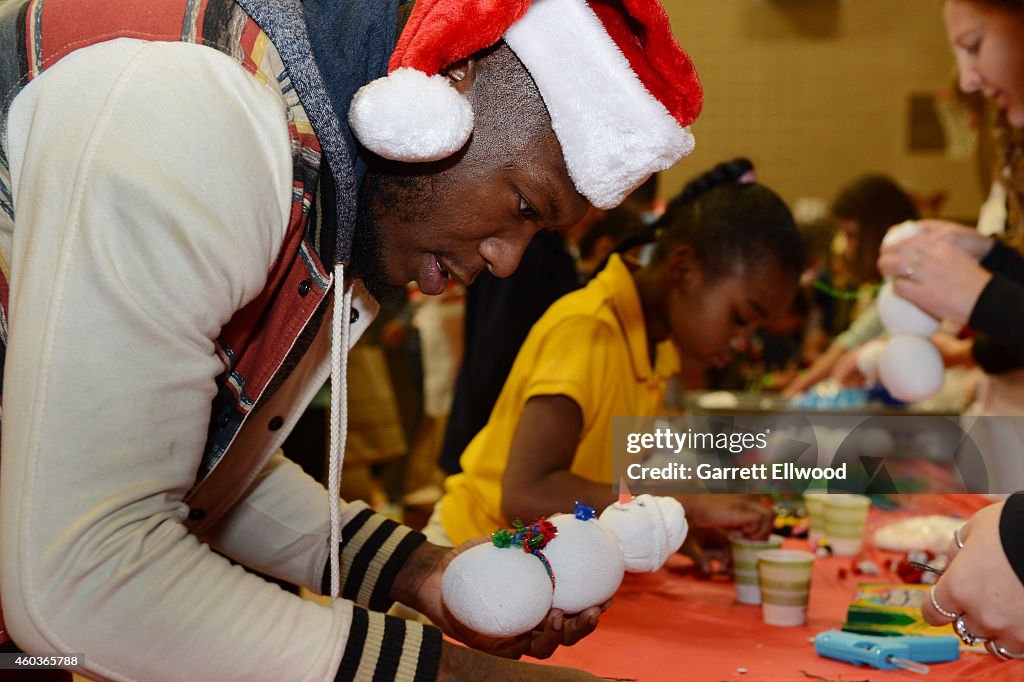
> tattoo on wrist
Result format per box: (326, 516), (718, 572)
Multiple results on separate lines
(394, 542), (446, 606)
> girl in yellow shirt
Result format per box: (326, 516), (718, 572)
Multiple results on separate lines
(437, 159), (804, 571)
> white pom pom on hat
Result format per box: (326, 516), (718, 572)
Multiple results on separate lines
(347, 68), (473, 163)
(348, 0), (704, 209)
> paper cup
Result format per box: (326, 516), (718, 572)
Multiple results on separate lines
(757, 549), (815, 626)
(824, 493), (871, 556)
(730, 534), (784, 605)
(803, 492), (829, 547)
(734, 568), (762, 605)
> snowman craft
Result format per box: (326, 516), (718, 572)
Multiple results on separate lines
(441, 496), (688, 637)
(857, 221), (944, 403)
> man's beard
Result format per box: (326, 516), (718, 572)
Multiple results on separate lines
(351, 162), (443, 305)
(350, 200), (406, 305)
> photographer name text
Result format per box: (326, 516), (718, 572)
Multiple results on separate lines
(625, 462), (847, 482)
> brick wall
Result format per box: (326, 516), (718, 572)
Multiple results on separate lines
(661, 0), (985, 221)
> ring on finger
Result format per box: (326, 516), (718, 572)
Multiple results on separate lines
(902, 265), (915, 279)
(929, 585), (959, 620)
(986, 640), (1024, 661)
(954, 614), (987, 646)
(955, 524), (965, 550)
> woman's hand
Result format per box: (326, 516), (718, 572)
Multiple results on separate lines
(922, 501), (1024, 659)
(877, 233), (992, 325)
(911, 219), (995, 260)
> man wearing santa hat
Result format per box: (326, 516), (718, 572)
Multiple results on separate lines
(0, 0), (702, 679)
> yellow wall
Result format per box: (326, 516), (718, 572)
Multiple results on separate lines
(661, 0), (985, 220)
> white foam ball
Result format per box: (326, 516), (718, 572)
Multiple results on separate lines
(877, 280), (939, 336)
(442, 543), (553, 637)
(855, 338), (888, 383)
(543, 514), (625, 613)
(599, 495), (688, 572)
(878, 334), (944, 403)
(655, 497), (689, 554)
(881, 220), (920, 247)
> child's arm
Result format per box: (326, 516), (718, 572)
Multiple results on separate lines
(501, 395), (618, 523)
(501, 395), (774, 542)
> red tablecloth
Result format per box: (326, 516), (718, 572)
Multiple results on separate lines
(540, 494), (1019, 681)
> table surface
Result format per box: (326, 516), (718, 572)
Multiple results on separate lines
(683, 390), (958, 417)
(540, 494), (1019, 681)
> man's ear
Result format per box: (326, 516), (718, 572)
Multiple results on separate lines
(444, 58), (477, 94)
(666, 243), (701, 292)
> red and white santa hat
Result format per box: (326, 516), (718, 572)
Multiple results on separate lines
(348, 0), (703, 209)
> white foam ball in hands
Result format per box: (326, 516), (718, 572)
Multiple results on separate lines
(878, 334), (944, 403)
(441, 543), (553, 637)
(881, 220), (920, 247)
(543, 514), (625, 613)
(599, 495), (688, 572)
(877, 280), (939, 336)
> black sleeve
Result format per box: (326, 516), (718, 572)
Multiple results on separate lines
(971, 334), (1024, 374)
(999, 493), (1024, 588)
(981, 241), (1024, 287)
(968, 273), (1024, 353)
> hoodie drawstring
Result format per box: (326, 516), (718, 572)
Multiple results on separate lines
(328, 262), (353, 599)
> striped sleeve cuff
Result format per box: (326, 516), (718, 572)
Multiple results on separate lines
(335, 607), (442, 682)
(322, 506), (428, 611)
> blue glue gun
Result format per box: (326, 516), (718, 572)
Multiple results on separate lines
(814, 629), (960, 674)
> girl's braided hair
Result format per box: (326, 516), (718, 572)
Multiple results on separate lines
(651, 158), (805, 279)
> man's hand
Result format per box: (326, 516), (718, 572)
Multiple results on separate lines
(392, 539), (606, 659)
(439, 641), (605, 681)
(442, 601), (609, 660)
